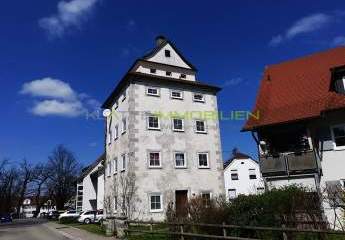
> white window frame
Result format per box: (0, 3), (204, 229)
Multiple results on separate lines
(149, 193), (163, 213)
(113, 157), (118, 174)
(108, 129), (113, 145)
(114, 125), (119, 140)
(122, 118), (127, 134)
(231, 170), (239, 180)
(114, 196), (118, 212)
(121, 154), (126, 172)
(193, 93), (205, 103)
(148, 151), (161, 168)
(174, 152), (187, 168)
(146, 87), (160, 97)
(201, 192), (211, 206)
(147, 115), (160, 130)
(249, 168), (257, 180)
(170, 89), (183, 100)
(197, 152), (209, 169)
(228, 189), (237, 199)
(172, 118), (184, 132)
(195, 120), (207, 133)
(330, 124), (345, 150)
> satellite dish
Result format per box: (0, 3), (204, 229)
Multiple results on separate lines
(103, 109), (111, 117)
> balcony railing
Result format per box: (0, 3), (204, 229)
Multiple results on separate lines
(260, 150), (319, 177)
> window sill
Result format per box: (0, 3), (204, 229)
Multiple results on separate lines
(175, 166), (187, 169)
(195, 131), (207, 134)
(148, 127), (161, 131)
(333, 146), (345, 151)
(146, 93), (160, 97)
(150, 209), (163, 213)
(171, 97), (183, 100)
(198, 166), (210, 169)
(193, 100), (205, 103)
(148, 166), (162, 169)
(173, 129), (184, 132)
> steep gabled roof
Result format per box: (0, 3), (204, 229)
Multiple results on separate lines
(78, 153), (105, 181)
(243, 46), (345, 131)
(142, 35), (197, 71)
(223, 151), (253, 169)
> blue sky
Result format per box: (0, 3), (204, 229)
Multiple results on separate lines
(1, 0), (345, 167)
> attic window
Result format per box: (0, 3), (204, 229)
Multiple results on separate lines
(180, 74), (186, 79)
(331, 66), (345, 94)
(150, 68), (156, 74)
(165, 50), (171, 57)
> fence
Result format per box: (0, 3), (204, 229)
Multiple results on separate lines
(125, 220), (345, 240)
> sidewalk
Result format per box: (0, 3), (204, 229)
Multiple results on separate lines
(45, 221), (117, 240)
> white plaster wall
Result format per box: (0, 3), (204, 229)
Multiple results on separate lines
(134, 62), (196, 81)
(97, 172), (104, 210)
(131, 82), (224, 221)
(147, 43), (192, 69)
(265, 176), (317, 190)
(224, 158), (264, 199)
(82, 161), (103, 211)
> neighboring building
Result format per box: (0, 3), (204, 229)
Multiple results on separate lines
(223, 151), (264, 200)
(21, 197), (55, 218)
(102, 36), (225, 221)
(243, 47), (345, 229)
(76, 153), (105, 212)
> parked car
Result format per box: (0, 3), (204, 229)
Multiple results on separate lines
(47, 211), (60, 220)
(77, 210), (104, 224)
(0, 213), (12, 223)
(58, 210), (80, 220)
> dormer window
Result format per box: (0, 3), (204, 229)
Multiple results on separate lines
(331, 66), (345, 94)
(180, 74), (186, 79)
(150, 68), (156, 74)
(165, 50), (171, 57)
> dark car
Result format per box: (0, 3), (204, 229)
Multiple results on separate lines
(47, 211), (60, 220)
(0, 214), (12, 223)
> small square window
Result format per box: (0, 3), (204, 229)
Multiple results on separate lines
(172, 118), (184, 131)
(198, 153), (209, 168)
(193, 93), (205, 102)
(180, 74), (186, 79)
(147, 116), (160, 130)
(149, 152), (161, 168)
(113, 157), (118, 173)
(332, 125), (345, 148)
(150, 194), (162, 212)
(201, 192), (211, 207)
(171, 90), (183, 99)
(195, 120), (207, 133)
(231, 170), (239, 180)
(122, 118), (127, 134)
(175, 152), (186, 168)
(122, 90), (126, 101)
(114, 125), (119, 139)
(249, 169), (257, 179)
(228, 189), (236, 199)
(257, 187), (265, 194)
(166, 71), (172, 76)
(165, 50), (171, 57)
(121, 154), (126, 171)
(150, 68), (156, 74)
(147, 87), (160, 96)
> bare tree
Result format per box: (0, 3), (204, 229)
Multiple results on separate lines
(46, 145), (80, 210)
(15, 159), (34, 216)
(31, 163), (50, 217)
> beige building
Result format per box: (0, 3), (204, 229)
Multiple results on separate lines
(102, 36), (224, 221)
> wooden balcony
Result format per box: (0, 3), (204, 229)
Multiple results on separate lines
(260, 150), (319, 177)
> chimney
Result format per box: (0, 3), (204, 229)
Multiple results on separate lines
(155, 35), (166, 46)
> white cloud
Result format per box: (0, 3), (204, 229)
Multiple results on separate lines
(20, 77), (76, 100)
(20, 77), (100, 118)
(31, 100), (85, 117)
(331, 36), (345, 46)
(39, 0), (100, 37)
(269, 13), (332, 46)
(222, 78), (243, 87)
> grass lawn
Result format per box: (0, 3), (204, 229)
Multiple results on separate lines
(62, 222), (107, 236)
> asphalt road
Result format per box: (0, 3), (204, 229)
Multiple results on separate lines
(0, 219), (68, 240)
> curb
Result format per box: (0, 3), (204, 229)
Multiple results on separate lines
(44, 223), (83, 240)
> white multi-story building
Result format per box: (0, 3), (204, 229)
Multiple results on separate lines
(76, 153), (105, 212)
(243, 47), (345, 229)
(102, 36), (225, 221)
(223, 151), (264, 200)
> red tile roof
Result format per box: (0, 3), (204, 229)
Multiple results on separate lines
(243, 47), (345, 131)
